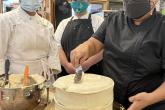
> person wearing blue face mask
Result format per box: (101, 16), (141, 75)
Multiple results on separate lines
(70, 0), (89, 14)
(70, 0), (165, 109)
(0, 0), (61, 80)
(55, 0), (104, 77)
(20, 0), (42, 13)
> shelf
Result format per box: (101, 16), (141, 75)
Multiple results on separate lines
(89, 0), (110, 10)
(110, 0), (123, 2)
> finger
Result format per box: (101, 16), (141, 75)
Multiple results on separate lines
(129, 93), (142, 102)
(70, 51), (80, 67)
(69, 70), (75, 74)
(129, 96), (135, 102)
(74, 55), (81, 68)
(70, 72), (75, 74)
(70, 51), (75, 65)
(128, 101), (138, 110)
(80, 56), (88, 65)
(70, 50), (77, 66)
(135, 92), (147, 100)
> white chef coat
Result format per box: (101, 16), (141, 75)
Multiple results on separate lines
(0, 7), (61, 75)
(54, 13), (104, 47)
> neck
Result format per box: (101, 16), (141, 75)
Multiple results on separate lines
(132, 9), (154, 26)
(133, 15), (152, 25)
(76, 11), (87, 18)
(23, 9), (36, 16)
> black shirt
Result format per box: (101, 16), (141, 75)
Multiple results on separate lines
(93, 11), (165, 105)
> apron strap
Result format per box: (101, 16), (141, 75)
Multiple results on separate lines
(70, 16), (74, 21)
(70, 14), (92, 21)
(88, 14), (92, 20)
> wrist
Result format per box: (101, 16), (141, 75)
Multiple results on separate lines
(63, 61), (70, 68)
(84, 60), (92, 68)
(148, 92), (160, 105)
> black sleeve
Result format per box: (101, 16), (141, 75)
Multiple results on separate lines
(162, 42), (165, 81)
(92, 18), (107, 43)
(93, 12), (115, 43)
(161, 20), (165, 81)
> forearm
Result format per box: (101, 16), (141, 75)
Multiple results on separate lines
(84, 37), (103, 57)
(59, 48), (69, 67)
(85, 50), (103, 66)
(150, 82), (165, 104)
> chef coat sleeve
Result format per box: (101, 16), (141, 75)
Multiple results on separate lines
(0, 14), (11, 75)
(48, 24), (61, 74)
(54, 20), (67, 47)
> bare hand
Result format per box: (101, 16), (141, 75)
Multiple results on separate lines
(128, 92), (154, 110)
(64, 63), (75, 74)
(70, 44), (90, 67)
(81, 61), (92, 72)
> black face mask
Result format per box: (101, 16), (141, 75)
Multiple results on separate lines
(123, 0), (151, 19)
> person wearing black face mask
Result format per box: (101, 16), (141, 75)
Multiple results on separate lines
(55, 0), (72, 28)
(70, 0), (165, 110)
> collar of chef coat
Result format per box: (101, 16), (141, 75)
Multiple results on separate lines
(72, 13), (90, 20)
(17, 6), (41, 22)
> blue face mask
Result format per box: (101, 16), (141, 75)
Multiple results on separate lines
(70, 1), (88, 14)
(20, 0), (43, 12)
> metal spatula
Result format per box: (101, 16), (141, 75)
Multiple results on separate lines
(4, 59), (10, 85)
(74, 66), (84, 84)
(0, 59), (10, 87)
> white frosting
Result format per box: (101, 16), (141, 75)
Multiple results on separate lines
(53, 74), (114, 110)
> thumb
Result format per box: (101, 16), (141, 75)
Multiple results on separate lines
(128, 101), (138, 110)
(129, 95), (139, 102)
(80, 56), (88, 65)
(129, 93), (144, 102)
(129, 96), (135, 102)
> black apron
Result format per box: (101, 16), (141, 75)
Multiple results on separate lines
(58, 14), (102, 77)
(95, 11), (165, 109)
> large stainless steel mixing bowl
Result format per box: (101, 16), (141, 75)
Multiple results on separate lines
(0, 74), (45, 110)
